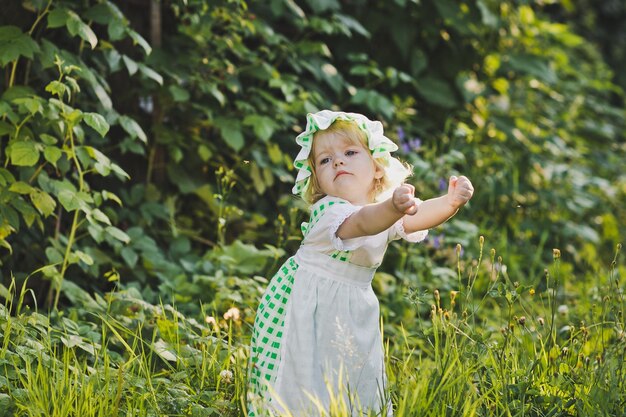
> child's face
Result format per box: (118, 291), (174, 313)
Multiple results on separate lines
(312, 132), (384, 205)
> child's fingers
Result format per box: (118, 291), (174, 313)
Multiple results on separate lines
(448, 175), (458, 192)
(405, 202), (418, 215)
(396, 196), (418, 214)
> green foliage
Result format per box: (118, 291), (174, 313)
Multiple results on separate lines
(0, 279), (246, 416)
(0, 241), (624, 415)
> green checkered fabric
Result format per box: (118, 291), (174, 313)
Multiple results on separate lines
(301, 199), (346, 238)
(330, 249), (352, 262)
(248, 199), (360, 415)
(248, 257), (298, 416)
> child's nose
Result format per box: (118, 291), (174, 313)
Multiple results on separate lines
(334, 158), (344, 167)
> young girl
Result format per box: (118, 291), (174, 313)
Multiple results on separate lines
(247, 110), (474, 416)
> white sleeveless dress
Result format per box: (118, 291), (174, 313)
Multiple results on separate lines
(248, 195), (427, 416)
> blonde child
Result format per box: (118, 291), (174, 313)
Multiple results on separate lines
(247, 110), (474, 416)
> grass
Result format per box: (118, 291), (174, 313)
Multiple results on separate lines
(0, 239), (624, 416)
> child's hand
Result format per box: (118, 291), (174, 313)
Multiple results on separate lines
(446, 175), (474, 208)
(392, 184), (419, 215)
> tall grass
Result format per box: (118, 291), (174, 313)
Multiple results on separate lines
(0, 281), (246, 416)
(0, 240), (624, 416)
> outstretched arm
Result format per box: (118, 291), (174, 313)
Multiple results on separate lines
(336, 176), (473, 239)
(336, 185), (418, 240)
(402, 176), (474, 234)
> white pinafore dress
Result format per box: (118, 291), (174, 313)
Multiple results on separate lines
(247, 195), (427, 416)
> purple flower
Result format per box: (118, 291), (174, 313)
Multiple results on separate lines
(410, 138), (421, 150)
(432, 234), (444, 249)
(397, 127), (405, 141)
(401, 142), (411, 154)
(438, 177), (447, 192)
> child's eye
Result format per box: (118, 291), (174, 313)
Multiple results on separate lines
(346, 150), (358, 156)
(319, 157), (330, 165)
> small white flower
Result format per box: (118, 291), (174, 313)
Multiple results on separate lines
(557, 305), (569, 316)
(223, 307), (241, 321)
(205, 316), (217, 326)
(220, 369), (233, 384)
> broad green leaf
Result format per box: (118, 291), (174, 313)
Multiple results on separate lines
(138, 63), (163, 85)
(198, 144), (213, 162)
(1, 85), (35, 101)
(1, 205), (20, 229)
(169, 85), (190, 102)
(208, 85), (225, 106)
(105, 226), (130, 244)
(10, 197), (37, 227)
(0, 26), (40, 67)
(31, 190), (56, 217)
(8, 141), (40, 166)
(102, 190), (123, 206)
(47, 8), (69, 28)
(416, 76), (458, 108)
(0, 168), (16, 186)
(215, 118), (244, 152)
(9, 181), (35, 194)
(74, 250), (94, 265)
(66, 14), (98, 49)
(90, 208), (111, 225)
(121, 247), (138, 268)
(78, 22), (98, 49)
(83, 112), (109, 137)
(45, 80), (67, 98)
(84, 3), (113, 24)
(110, 163), (130, 180)
(350, 89), (395, 119)
(243, 115), (278, 142)
(66, 109), (83, 125)
(335, 14), (370, 38)
(119, 115), (147, 143)
(13, 97), (43, 115)
(128, 30), (152, 55)
(57, 189), (82, 212)
(122, 55), (138, 75)
(44, 146), (63, 166)
(108, 19), (126, 41)
(87, 224), (104, 243)
(94, 161), (111, 176)
(0, 121), (13, 137)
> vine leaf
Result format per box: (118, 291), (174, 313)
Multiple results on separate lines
(0, 26), (40, 67)
(8, 141), (40, 166)
(84, 112), (109, 137)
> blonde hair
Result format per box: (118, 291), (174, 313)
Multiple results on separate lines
(302, 119), (411, 204)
